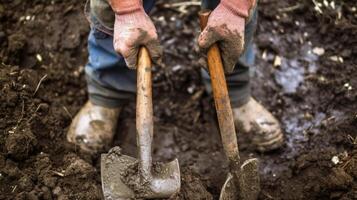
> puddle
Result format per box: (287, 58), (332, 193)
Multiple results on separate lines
(282, 111), (326, 157)
(274, 58), (305, 94)
(274, 44), (319, 94)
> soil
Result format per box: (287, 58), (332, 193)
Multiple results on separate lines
(0, 0), (356, 200)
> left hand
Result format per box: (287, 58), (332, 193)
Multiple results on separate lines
(198, 0), (255, 73)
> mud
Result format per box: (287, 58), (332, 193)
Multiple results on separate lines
(1, 0), (357, 200)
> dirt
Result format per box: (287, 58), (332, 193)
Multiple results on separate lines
(0, 0), (356, 200)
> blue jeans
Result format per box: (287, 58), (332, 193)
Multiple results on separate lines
(85, 0), (257, 108)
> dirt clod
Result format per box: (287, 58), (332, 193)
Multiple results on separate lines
(170, 170), (213, 200)
(63, 154), (96, 177)
(5, 126), (37, 160)
(325, 168), (353, 190)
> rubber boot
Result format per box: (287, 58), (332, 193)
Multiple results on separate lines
(67, 101), (121, 153)
(233, 97), (284, 152)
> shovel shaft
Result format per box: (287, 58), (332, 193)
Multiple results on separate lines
(137, 47), (154, 179)
(199, 11), (241, 170)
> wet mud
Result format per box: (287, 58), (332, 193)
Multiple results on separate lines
(1, 0), (357, 199)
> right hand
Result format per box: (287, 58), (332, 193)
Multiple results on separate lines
(198, 0), (256, 74)
(110, 0), (162, 69)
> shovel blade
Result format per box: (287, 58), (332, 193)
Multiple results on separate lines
(239, 158), (260, 200)
(101, 151), (180, 200)
(101, 153), (136, 200)
(219, 158), (260, 200)
(219, 173), (237, 200)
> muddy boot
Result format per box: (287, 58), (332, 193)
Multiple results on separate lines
(233, 98), (284, 152)
(67, 101), (121, 153)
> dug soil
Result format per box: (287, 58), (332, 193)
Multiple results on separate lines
(0, 0), (356, 199)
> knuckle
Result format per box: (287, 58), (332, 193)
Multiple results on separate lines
(149, 32), (159, 41)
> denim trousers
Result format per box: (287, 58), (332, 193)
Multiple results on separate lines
(85, 0), (257, 108)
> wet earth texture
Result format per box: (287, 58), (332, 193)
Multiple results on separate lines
(0, 0), (357, 199)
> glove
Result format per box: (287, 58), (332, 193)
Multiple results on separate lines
(109, 0), (162, 69)
(198, 0), (256, 73)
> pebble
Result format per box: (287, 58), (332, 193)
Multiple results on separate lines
(331, 156), (340, 165)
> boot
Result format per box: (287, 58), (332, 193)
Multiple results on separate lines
(67, 101), (121, 153)
(233, 97), (284, 152)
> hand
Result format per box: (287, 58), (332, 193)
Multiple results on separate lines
(109, 0), (162, 69)
(198, 0), (256, 73)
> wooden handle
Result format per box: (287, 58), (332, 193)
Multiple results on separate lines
(137, 47), (154, 178)
(199, 11), (241, 168)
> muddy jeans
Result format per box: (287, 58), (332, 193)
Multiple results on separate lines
(85, 0), (257, 108)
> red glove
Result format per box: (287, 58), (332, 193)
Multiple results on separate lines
(109, 0), (162, 69)
(198, 0), (256, 73)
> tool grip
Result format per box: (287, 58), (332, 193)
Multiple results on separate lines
(137, 47), (154, 178)
(199, 11), (240, 167)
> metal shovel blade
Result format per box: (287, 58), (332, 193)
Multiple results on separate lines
(101, 151), (180, 200)
(219, 158), (260, 200)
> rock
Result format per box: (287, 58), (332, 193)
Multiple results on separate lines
(52, 186), (62, 196)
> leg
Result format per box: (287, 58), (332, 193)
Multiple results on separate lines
(201, 0), (256, 107)
(86, 0), (157, 107)
(85, 28), (136, 108)
(67, 0), (156, 153)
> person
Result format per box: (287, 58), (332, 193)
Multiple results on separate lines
(67, 0), (284, 153)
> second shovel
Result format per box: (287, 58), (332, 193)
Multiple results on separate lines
(199, 10), (260, 200)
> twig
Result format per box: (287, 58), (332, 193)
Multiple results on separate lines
(341, 159), (351, 170)
(11, 185), (17, 193)
(278, 4), (302, 13)
(159, 1), (201, 14)
(26, 103), (46, 123)
(348, 135), (357, 145)
(52, 170), (65, 177)
(16, 100), (25, 126)
(33, 74), (48, 96)
(62, 106), (73, 119)
(161, 1), (201, 8)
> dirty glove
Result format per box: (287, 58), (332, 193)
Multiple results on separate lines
(109, 0), (162, 69)
(198, 0), (256, 73)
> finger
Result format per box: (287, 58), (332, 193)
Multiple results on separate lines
(114, 37), (140, 69)
(198, 26), (221, 50)
(220, 38), (244, 73)
(124, 47), (139, 69)
(146, 39), (163, 66)
(221, 50), (237, 74)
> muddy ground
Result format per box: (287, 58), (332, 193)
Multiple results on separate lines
(0, 0), (356, 199)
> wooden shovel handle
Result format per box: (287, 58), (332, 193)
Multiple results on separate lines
(137, 47), (154, 178)
(199, 11), (241, 168)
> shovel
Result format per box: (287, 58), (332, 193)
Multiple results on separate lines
(199, 10), (260, 200)
(101, 47), (181, 199)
